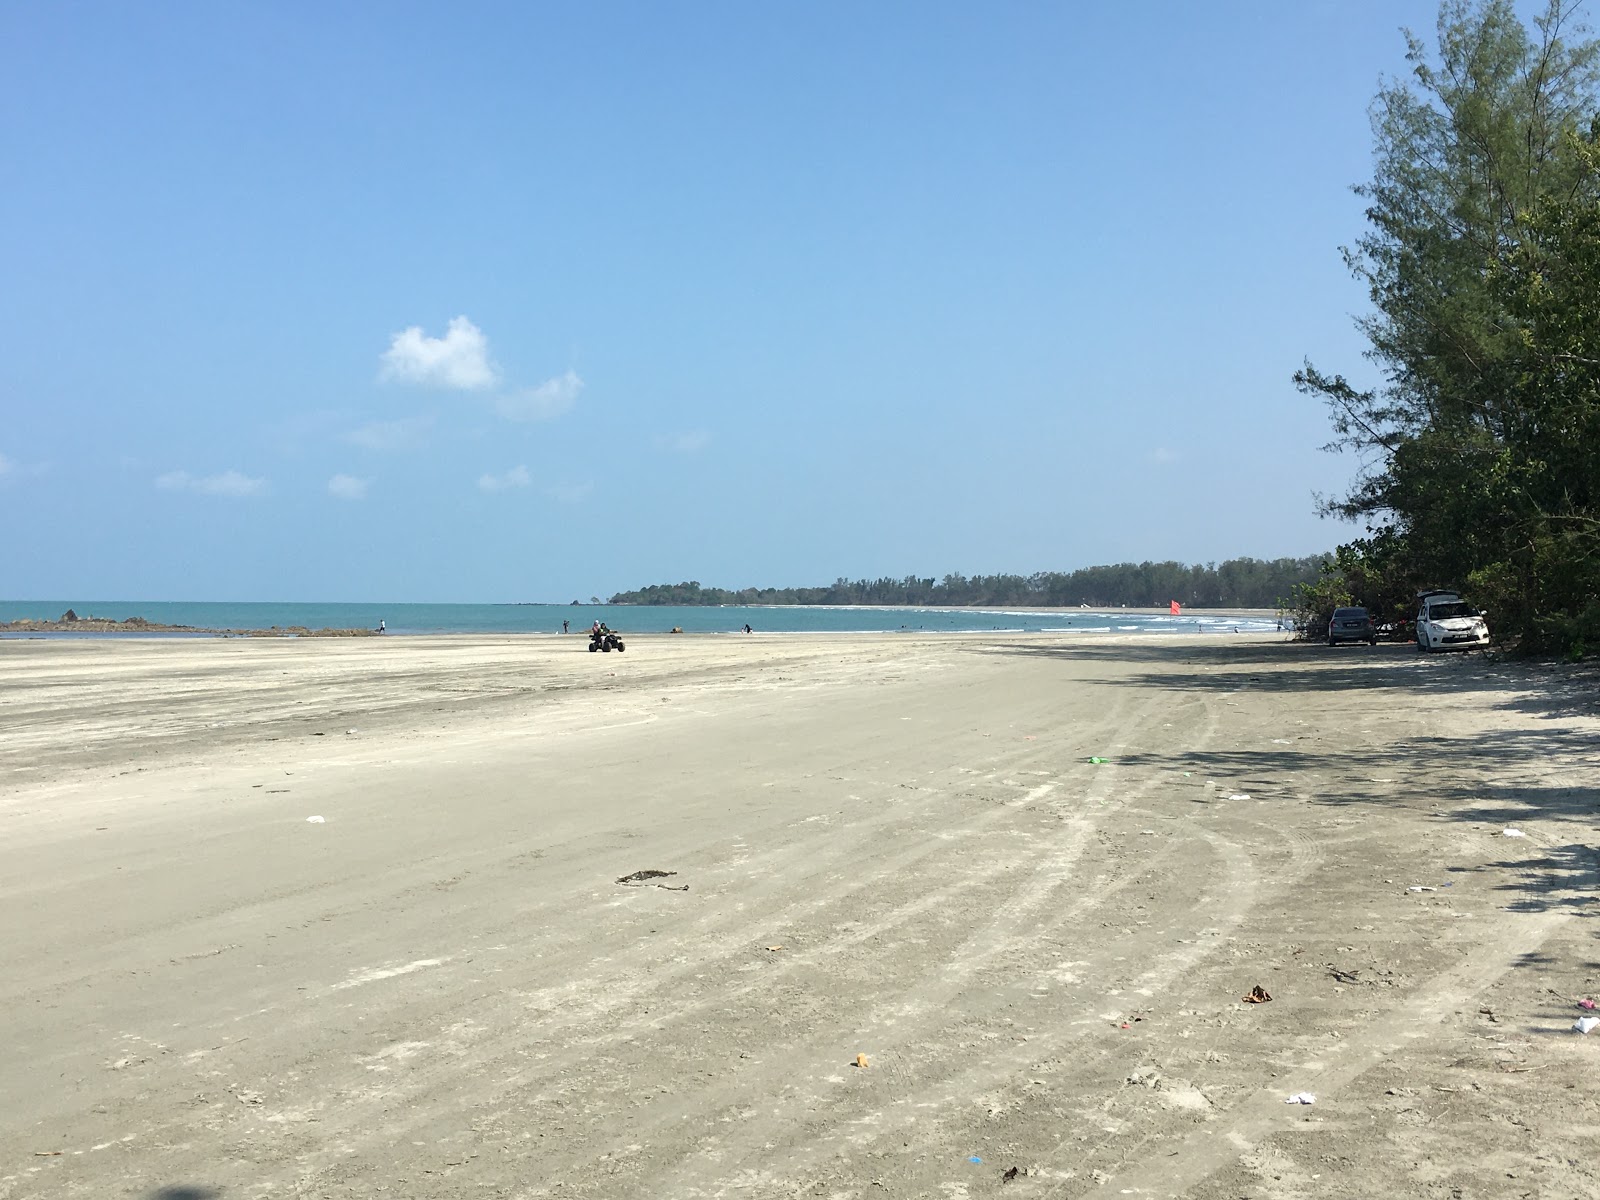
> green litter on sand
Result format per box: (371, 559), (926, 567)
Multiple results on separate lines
(1086, 756), (1110, 764)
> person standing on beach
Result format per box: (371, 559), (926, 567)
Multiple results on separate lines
(563, 620), (569, 634)
(377, 619), (385, 634)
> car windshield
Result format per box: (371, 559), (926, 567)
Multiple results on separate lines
(1428, 602), (1473, 619)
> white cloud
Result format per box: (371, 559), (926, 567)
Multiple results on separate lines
(328, 474), (370, 500)
(1148, 447), (1180, 465)
(660, 430), (710, 453)
(380, 316), (498, 390)
(546, 481), (593, 505)
(0, 451), (48, 480)
(478, 465), (531, 492)
(345, 415), (435, 451)
(495, 370), (583, 422)
(156, 469), (266, 497)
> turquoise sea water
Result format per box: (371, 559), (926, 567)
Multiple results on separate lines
(0, 600), (1281, 637)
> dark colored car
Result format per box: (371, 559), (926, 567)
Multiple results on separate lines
(1327, 606), (1377, 646)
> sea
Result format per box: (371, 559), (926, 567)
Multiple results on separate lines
(0, 600), (1282, 638)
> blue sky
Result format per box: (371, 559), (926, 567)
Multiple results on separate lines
(2, 1), (1475, 601)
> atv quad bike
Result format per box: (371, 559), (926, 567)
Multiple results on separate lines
(588, 628), (626, 652)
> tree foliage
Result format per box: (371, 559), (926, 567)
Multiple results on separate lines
(1297, 0), (1600, 653)
(1284, 530), (1416, 640)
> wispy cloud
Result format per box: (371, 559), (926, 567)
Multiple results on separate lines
(328, 473), (370, 500)
(495, 370), (583, 422)
(478, 465), (531, 492)
(345, 415), (435, 451)
(1148, 447), (1180, 465)
(156, 469), (266, 497)
(658, 430), (710, 453)
(381, 316), (498, 390)
(0, 451), (49, 480)
(546, 481), (593, 505)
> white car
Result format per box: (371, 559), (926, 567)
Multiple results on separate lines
(1415, 591), (1490, 651)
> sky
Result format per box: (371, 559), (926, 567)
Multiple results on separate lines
(0, 1), (1504, 602)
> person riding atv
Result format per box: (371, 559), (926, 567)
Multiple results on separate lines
(588, 622), (625, 653)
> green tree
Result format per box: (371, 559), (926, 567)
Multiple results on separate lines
(1296, 0), (1600, 650)
(1473, 129), (1600, 650)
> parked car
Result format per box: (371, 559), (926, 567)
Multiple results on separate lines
(1415, 590), (1490, 651)
(1327, 606), (1378, 646)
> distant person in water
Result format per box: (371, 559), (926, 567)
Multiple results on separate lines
(743, 623), (753, 634)
(562, 619), (569, 634)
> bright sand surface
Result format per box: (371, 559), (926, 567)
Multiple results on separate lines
(2, 632), (1598, 1198)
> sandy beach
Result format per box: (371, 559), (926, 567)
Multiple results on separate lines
(3, 631), (1598, 1199)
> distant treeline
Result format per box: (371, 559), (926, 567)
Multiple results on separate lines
(610, 557), (1325, 609)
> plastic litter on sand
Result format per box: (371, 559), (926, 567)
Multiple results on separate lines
(1086, 757), (1110, 765)
(1284, 1092), (1316, 1105)
(1574, 1017), (1600, 1034)
(306, 815), (326, 824)
(1502, 828), (1528, 838)
(1580, 999), (1596, 1011)
(1407, 886), (1437, 893)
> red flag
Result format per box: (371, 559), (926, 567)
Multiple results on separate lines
(1170, 600), (1181, 615)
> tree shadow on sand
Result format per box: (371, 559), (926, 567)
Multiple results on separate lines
(972, 639), (1600, 922)
(975, 638), (1561, 702)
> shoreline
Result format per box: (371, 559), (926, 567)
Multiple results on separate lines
(0, 602), (1283, 640)
(0, 618), (377, 637)
(2, 624), (1284, 641)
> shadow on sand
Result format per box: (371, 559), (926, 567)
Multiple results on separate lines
(970, 639), (1600, 923)
(976, 637), (1600, 715)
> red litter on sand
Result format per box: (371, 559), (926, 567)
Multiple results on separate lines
(1581, 999), (1597, 1011)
